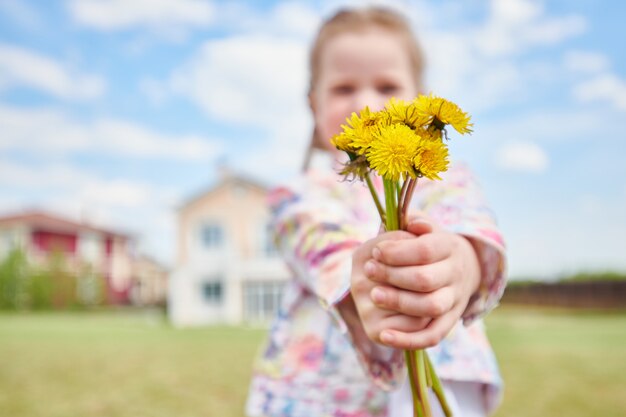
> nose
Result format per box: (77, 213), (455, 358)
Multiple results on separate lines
(353, 88), (387, 112)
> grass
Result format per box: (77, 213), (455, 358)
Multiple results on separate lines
(0, 306), (624, 416)
(0, 309), (266, 417)
(487, 306), (626, 417)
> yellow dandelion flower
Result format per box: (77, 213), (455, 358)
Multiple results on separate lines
(330, 132), (354, 153)
(367, 124), (420, 181)
(341, 107), (388, 154)
(416, 126), (443, 142)
(385, 97), (430, 130)
(413, 137), (450, 181)
(414, 94), (473, 135)
(338, 154), (370, 181)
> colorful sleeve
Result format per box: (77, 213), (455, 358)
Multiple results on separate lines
(268, 171), (369, 308)
(414, 162), (507, 324)
(268, 171), (408, 389)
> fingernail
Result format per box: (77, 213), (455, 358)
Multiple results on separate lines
(409, 218), (430, 227)
(364, 260), (375, 276)
(371, 287), (386, 304)
(372, 247), (382, 260)
(380, 331), (395, 344)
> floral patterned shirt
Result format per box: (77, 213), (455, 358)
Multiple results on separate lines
(246, 161), (507, 417)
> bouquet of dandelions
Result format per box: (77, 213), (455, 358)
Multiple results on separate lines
(331, 94), (472, 417)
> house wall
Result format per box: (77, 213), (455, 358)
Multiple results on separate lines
(109, 236), (132, 291)
(0, 219), (134, 304)
(0, 226), (26, 257)
(130, 256), (168, 306)
(170, 179), (290, 326)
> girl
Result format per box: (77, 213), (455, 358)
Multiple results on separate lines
(246, 7), (506, 417)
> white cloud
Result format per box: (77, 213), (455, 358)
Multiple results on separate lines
(93, 119), (221, 159)
(0, 105), (222, 160)
(420, 0), (587, 114)
(573, 73), (626, 112)
(0, 158), (180, 264)
(270, 2), (321, 37)
(478, 107), (626, 146)
(0, 159), (86, 188)
(215, 2), (320, 39)
(0, 159), (174, 208)
(0, 42), (105, 100)
(0, 0), (42, 30)
(66, 0), (214, 33)
(167, 33), (311, 180)
(79, 179), (154, 209)
(473, 0), (586, 57)
(495, 141), (549, 173)
(564, 50), (610, 74)
(170, 34), (308, 126)
(523, 15), (586, 45)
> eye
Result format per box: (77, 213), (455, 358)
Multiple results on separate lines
(378, 83), (401, 95)
(331, 84), (355, 95)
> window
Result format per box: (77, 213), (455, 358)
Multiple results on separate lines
(243, 281), (284, 322)
(261, 222), (277, 257)
(202, 281), (223, 304)
(200, 224), (223, 249)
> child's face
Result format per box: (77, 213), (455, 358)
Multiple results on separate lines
(311, 28), (419, 152)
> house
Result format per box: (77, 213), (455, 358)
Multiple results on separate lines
(168, 172), (290, 326)
(129, 254), (169, 306)
(0, 210), (134, 303)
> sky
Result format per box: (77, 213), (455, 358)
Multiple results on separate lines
(1, 0), (625, 279)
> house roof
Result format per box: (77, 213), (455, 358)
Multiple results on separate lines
(179, 170), (270, 211)
(0, 210), (131, 239)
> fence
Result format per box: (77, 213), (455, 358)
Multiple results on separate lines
(502, 280), (626, 309)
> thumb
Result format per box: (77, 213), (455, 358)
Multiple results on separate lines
(406, 217), (433, 236)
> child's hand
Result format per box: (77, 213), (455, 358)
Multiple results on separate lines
(365, 218), (482, 350)
(352, 217), (481, 350)
(349, 230), (432, 346)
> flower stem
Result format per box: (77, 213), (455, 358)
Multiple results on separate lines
(426, 353), (453, 417)
(383, 178), (399, 231)
(417, 350), (433, 417)
(406, 350), (424, 417)
(365, 173), (385, 224)
(398, 179), (410, 230)
(402, 178), (418, 224)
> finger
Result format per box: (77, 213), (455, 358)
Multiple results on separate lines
(406, 218), (433, 236)
(359, 309), (431, 344)
(379, 314), (431, 335)
(365, 260), (450, 292)
(355, 296), (430, 343)
(352, 230), (409, 270)
(378, 305), (463, 350)
(370, 285), (454, 318)
(373, 232), (451, 266)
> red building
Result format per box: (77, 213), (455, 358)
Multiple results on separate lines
(0, 210), (134, 304)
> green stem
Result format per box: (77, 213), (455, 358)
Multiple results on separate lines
(426, 353), (453, 417)
(405, 350), (424, 417)
(383, 178), (399, 231)
(365, 173), (385, 224)
(402, 178), (418, 225)
(398, 179), (410, 230)
(417, 350), (433, 417)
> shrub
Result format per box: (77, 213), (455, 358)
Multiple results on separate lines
(0, 248), (106, 310)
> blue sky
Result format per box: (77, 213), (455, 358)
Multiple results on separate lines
(1, 0), (625, 279)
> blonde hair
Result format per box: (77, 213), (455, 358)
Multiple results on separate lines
(303, 7), (426, 170)
(309, 7), (425, 94)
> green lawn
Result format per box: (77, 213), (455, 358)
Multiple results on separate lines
(0, 307), (624, 417)
(488, 307), (626, 417)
